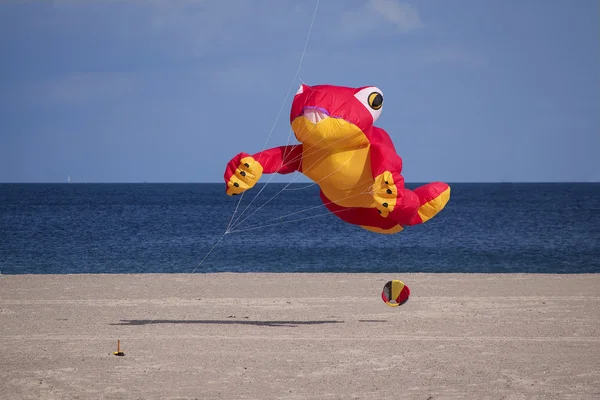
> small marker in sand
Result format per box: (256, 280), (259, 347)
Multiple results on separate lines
(113, 340), (125, 356)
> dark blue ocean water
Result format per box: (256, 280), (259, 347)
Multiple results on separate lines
(1, 183), (598, 274)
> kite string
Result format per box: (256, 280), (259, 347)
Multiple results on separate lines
(227, 87), (325, 229)
(229, 208), (351, 234)
(227, 0), (321, 231)
(229, 139), (362, 231)
(229, 139), (384, 231)
(260, 0), (320, 153)
(228, 133), (330, 230)
(229, 104), (372, 231)
(228, 80), (356, 229)
(228, 109), (368, 229)
(113, 0), (322, 354)
(228, 185), (374, 234)
(229, 148), (367, 232)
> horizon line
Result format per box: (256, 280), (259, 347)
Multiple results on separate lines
(1, 181), (599, 184)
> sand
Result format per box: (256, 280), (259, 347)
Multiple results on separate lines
(1, 273), (599, 399)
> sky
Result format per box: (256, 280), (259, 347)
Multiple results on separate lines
(0, 0), (598, 183)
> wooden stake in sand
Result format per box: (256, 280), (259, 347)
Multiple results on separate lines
(113, 340), (125, 356)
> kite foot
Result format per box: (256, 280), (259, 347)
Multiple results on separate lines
(225, 154), (263, 196)
(409, 182), (451, 224)
(372, 171), (398, 218)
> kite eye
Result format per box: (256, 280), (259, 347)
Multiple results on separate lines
(354, 87), (383, 122)
(368, 92), (383, 110)
(295, 84), (305, 96)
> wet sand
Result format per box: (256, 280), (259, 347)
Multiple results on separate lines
(1, 273), (599, 399)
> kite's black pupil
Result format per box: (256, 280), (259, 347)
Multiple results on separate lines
(371, 93), (383, 108)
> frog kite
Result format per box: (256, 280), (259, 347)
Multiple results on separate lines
(224, 84), (450, 234)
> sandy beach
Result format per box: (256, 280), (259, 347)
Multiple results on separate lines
(1, 273), (599, 399)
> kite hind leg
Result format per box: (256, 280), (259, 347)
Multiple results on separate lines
(404, 182), (451, 226)
(319, 191), (404, 234)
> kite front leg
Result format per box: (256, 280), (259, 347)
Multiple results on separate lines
(372, 172), (450, 226)
(371, 170), (419, 225)
(224, 145), (302, 196)
(368, 141), (422, 226)
(372, 173), (450, 226)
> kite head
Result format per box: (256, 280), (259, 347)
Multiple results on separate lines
(290, 84), (384, 149)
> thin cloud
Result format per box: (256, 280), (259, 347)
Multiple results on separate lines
(369, 0), (423, 31)
(144, 1), (309, 58)
(146, 0), (228, 57)
(36, 72), (137, 105)
(146, 0), (424, 51)
(338, 0), (423, 38)
(416, 46), (486, 67)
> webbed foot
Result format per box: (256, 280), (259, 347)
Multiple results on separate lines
(410, 182), (451, 224)
(224, 154), (263, 196)
(372, 171), (399, 218)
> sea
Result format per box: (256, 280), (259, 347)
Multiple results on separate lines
(0, 183), (598, 275)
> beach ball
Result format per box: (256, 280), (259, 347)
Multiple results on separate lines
(381, 280), (410, 307)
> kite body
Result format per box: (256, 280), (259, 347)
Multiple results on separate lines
(224, 84), (450, 234)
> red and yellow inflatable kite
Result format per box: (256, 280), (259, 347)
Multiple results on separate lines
(224, 84), (450, 234)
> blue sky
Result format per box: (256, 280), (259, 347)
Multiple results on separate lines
(1, 0), (598, 183)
